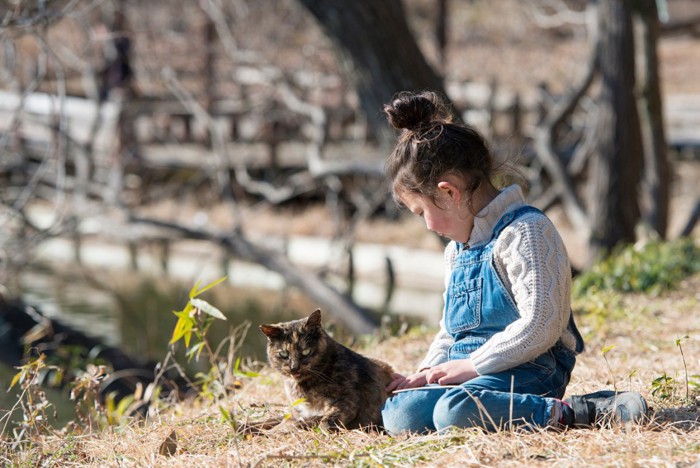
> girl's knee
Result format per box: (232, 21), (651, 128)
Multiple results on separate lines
(433, 388), (484, 431)
(381, 392), (437, 435)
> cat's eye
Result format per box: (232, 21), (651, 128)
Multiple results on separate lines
(300, 348), (312, 357)
(278, 350), (289, 359)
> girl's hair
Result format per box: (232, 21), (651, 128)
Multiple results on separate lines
(383, 90), (493, 207)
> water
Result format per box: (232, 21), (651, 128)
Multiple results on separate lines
(14, 265), (321, 363)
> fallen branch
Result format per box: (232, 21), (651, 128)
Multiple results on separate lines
(127, 214), (379, 335)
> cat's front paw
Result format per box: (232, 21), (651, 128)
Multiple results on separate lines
(318, 417), (345, 432)
(294, 416), (320, 431)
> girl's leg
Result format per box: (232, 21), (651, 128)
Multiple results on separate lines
(433, 383), (558, 431)
(434, 347), (572, 432)
(381, 386), (449, 434)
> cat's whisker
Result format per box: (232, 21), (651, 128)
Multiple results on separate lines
(305, 368), (340, 384)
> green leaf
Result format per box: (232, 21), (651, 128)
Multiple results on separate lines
(9, 370), (22, 390)
(601, 344), (616, 355)
(188, 279), (203, 299)
(170, 309), (196, 345)
(186, 342), (206, 362)
(116, 395), (136, 419)
(219, 405), (234, 425)
(190, 298), (227, 320)
(233, 357), (259, 378)
(105, 392), (117, 425)
(191, 276), (228, 298)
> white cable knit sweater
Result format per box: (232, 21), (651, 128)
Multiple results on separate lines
(418, 184), (579, 375)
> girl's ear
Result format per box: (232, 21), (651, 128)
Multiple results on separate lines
(437, 180), (463, 203)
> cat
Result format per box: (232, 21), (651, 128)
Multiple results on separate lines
(259, 308), (394, 431)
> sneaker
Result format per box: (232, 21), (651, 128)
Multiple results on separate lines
(564, 390), (648, 427)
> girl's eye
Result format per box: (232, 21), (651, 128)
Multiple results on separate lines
(278, 350), (289, 359)
(301, 349), (312, 357)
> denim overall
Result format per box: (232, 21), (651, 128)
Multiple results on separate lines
(382, 206), (585, 433)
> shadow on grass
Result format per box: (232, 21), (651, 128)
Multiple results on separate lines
(650, 404), (700, 431)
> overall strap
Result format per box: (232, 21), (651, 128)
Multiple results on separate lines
(489, 205), (544, 242)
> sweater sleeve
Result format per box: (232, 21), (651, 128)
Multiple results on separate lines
(469, 212), (572, 375)
(417, 241), (457, 371)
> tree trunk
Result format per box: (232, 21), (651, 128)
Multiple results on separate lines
(588, 0), (643, 259)
(296, 0), (446, 146)
(436, 0), (449, 74)
(632, 0), (671, 239)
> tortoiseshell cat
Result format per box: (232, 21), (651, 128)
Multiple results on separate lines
(259, 309), (394, 431)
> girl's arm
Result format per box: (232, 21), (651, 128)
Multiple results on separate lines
(469, 213), (572, 375)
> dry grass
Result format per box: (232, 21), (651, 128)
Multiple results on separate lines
(3, 273), (699, 467)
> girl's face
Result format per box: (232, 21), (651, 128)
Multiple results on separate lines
(399, 189), (473, 244)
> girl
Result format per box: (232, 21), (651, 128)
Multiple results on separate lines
(380, 90), (647, 433)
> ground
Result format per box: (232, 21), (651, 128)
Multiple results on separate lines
(9, 272), (698, 466)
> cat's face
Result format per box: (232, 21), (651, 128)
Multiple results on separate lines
(259, 309), (327, 379)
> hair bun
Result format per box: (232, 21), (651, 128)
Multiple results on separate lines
(383, 91), (449, 131)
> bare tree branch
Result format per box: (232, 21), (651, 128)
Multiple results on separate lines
(529, 0), (588, 29)
(532, 19), (599, 235)
(127, 212), (379, 335)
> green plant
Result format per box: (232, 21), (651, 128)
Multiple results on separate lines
(169, 276), (259, 403)
(574, 238), (700, 297)
(69, 364), (140, 431)
(601, 345), (617, 391)
(170, 276), (229, 353)
(627, 369), (638, 392)
(650, 336), (700, 403)
(5, 353), (59, 447)
(676, 335), (690, 401)
(650, 372), (677, 400)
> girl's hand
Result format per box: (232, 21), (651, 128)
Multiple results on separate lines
(386, 370), (428, 393)
(425, 359), (478, 385)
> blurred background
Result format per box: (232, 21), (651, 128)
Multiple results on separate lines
(0, 0), (698, 412)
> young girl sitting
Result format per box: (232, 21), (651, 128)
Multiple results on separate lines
(380, 90), (647, 433)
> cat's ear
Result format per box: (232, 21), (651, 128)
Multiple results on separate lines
(305, 309), (322, 330)
(259, 324), (283, 339)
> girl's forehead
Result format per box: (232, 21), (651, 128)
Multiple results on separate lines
(395, 187), (419, 203)
(397, 190), (430, 210)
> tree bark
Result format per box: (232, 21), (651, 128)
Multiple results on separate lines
(632, 0), (671, 239)
(296, 0), (446, 146)
(588, 0), (643, 259)
(436, 0), (449, 74)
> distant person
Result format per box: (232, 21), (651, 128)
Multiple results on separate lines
(380, 90), (648, 433)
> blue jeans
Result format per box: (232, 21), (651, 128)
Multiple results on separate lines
(381, 344), (575, 434)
